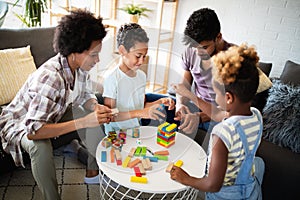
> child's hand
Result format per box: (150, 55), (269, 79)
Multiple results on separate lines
(142, 104), (165, 120)
(160, 97), (175, 110)
(170, 166), (191, 185)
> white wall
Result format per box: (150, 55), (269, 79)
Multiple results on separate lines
(168, 0), (300, 87)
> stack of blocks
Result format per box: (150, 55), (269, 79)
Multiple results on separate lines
(157, 122), (177, 148)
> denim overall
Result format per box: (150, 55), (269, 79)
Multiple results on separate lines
(206, 113), (264, 200)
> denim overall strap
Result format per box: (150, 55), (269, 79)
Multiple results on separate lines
(234, 112), (263, 185)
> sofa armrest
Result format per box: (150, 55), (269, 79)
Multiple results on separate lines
(257, 139), (300, 200)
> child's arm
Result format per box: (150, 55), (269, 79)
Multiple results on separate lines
(170, 135), (228, 192)
(144, 97), (175, 110)
(104, 97), (165, 122)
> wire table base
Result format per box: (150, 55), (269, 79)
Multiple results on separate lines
(99, 172), (198, 200)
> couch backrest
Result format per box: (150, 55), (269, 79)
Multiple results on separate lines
(0, 27), (56, 68)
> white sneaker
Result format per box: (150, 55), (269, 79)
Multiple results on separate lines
(84, 174), (100, 185)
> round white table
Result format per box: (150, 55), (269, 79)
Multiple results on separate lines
(96, 126), (207, 200)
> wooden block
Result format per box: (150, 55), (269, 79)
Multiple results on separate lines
(114, 149), (122, 161)
(128, 147), (136, 157)
(174, 160), (183, 168)
(154, 155), (168, 161)
(128, 158), (142, 168)
(134, 147), (142, 156)
(154, 150), (169, 156)
(133, 166), (142, 177)
(141, 159), (148, 170)
(145, 158), (152, 170)
(101, 151), (107, 162)
(166, 162), (174, 173)
(166, 123), (177, 132)
(143, 156), (158, 162)
(130, 176), (148, 184)
(141, 147), (147, 157)
(116, 159), (122, 166)
(122, 156), (131, 168)
(137, 163), (146, 175)
(110, 148), (115, 163)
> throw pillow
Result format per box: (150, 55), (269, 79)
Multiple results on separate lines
(280, 60), (300, 86)
(262, 79), (300, 153)
(257, 67), (272, 93)
(0, 46), (36, 105)
(252, 62), (272, 112)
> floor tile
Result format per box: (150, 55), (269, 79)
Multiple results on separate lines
(9, 169), (35, 186)
(4, 185), (33, 200)
(64, 156), (85, 169)
(88, 184), (101, 200)
(56, 169), (63, 185)
(54, 154), (64, 169)
(63, 169), (86, 184)
(61, 184), (87, 200)
(0, 172), (11, 186)
(32, 185), (43, 200)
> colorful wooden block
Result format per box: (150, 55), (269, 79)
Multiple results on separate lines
(128, 147), (136, 157)
(143, 156), (158, 162)
(137, 163), (146, 175)
(166, 162), (174, 173)
(101, 151), (107, 162)
(154, 155), (168, 161)
(133, 166), (142, 177)
(141, 147), (147, 157)
(130, 176), (148, 184)
(122, 156), (131, 168)
(154, 150), (169, 156)
(134, 147), (142, 156)
(128, 158), (142, 168)
(145, 158), (152, 170)
(110, 148), (115, 163)
(114, 149), (122, 161)
(116, 159), (122, 166)
(174, 160), (183, 168)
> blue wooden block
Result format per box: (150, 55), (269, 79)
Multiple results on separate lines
(101, 151), (107, 162)
(143, 156), (158, 162)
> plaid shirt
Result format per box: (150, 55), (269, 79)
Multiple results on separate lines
(0, 54), (96, 167)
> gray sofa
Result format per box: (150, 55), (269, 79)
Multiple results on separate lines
(1, 27), (300, 200)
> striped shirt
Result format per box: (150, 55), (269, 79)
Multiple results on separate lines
(0, 54), (96, 167)
(207, 107), (262, 185)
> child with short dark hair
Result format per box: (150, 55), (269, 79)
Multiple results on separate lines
(170, 44), (265, 200)
(103, 23), (174, 131)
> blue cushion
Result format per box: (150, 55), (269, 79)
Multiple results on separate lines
(262, 79), (300, 153)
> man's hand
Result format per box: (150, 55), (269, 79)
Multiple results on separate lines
(83, 104), (112, 127)
(174, 105), (199, 134)
(171, 83), (195, 100)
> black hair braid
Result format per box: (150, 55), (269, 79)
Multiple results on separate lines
(117, 23), (149, 51)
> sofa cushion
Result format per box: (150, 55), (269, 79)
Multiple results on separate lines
(0, 27), (56, 68)
(280, 60), (300, 86)
(262, 79), (300, 153)
(0, 46), (36, 105)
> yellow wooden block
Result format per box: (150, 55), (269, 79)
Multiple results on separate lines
(130, 176), (148, 184)
(122, 156), (131, 168)
(166, 123), (177, 132)
(174, 160), (183, 167)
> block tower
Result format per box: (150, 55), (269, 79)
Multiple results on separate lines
(157, 122), (177, 148)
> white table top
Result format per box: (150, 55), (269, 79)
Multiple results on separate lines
(96, 126), (207, 194)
